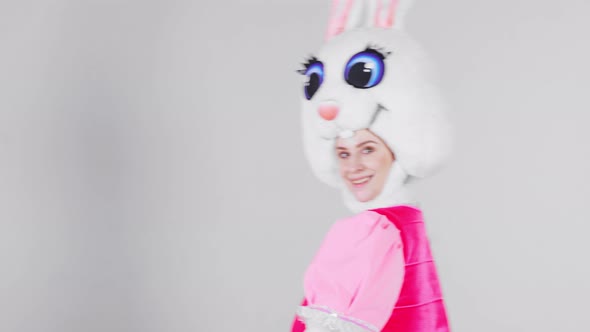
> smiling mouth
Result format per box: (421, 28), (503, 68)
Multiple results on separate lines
(368, 103), (387, 128)
(322, 103), (388, 140)
(350, 176), (372, 188)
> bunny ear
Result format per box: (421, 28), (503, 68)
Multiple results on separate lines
(370, 0), (414, 29)
(325, 0), (366, 41)
(324, 0), (415, 40)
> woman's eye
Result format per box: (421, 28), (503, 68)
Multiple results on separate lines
(304, 62), (324, 100)
(338, 152), (349, 159)
(344, 49), (385, 89)
(362, 147), (374, 154)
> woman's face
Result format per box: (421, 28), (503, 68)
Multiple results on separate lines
(335, 129), (394, 202)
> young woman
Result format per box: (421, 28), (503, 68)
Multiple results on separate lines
(291, 1), (452, 331)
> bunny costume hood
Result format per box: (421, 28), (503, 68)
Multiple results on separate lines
(300, 0), (451, 213)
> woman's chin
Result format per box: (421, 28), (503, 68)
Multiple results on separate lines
(353, 190), (377, 203)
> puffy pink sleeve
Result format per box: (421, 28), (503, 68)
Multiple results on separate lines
(299, 211), (405, 331)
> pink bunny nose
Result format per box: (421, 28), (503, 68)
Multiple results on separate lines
(318, 104), (339, 121)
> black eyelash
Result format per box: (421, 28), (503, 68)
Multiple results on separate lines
(297, 55), (319, 75)
(365, 43), (392, 58)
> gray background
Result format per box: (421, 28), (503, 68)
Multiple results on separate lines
(1, 0), (589, 331)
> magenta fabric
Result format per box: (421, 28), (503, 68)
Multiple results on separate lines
(373, 206), (450, 332)
(291, 299), (307, 332)
(292, 205), (449, 332)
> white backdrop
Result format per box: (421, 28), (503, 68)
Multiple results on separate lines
(1, 0), (590, 331)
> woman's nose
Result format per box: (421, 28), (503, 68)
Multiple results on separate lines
(348, 156), (363, 172)
(318, 103), (339, 121)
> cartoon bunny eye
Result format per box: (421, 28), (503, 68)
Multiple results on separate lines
(304, 61), (324, 100)
(344, 49), (385, 89)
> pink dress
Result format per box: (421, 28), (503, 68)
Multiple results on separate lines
(292, 205), (449, 332)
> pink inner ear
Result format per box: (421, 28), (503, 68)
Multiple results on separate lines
(375, 0), (399, 28)
(325, 0), (355, 41)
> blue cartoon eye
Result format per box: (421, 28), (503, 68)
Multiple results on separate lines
(304, 61), (324, 100)
(344, 49), (385, 89)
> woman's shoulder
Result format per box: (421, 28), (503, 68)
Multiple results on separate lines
(340, 210), (385, 224)
(325, 210), (400, 241)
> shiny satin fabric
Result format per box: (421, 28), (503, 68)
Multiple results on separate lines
(292, 205), (450, 332)
(373, 206), (449, 332)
